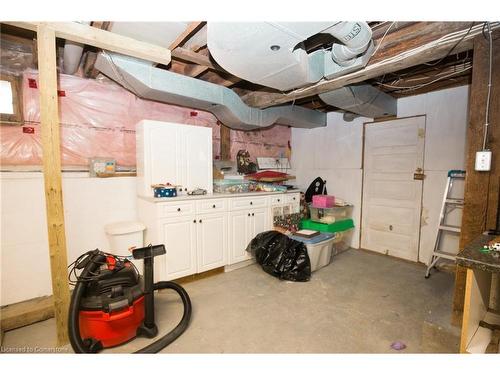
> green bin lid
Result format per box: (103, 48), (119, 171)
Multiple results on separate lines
(300, 218), (354, 233)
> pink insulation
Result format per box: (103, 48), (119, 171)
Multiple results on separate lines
(0, 71), (290, 167)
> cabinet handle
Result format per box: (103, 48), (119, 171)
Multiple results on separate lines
(293, 197), (296, 200)
(212, 204), (216, 208)
(277, 199), (280, 202)
(248, 213), (251, 216)
(199, 219), (202, 223)
(193, 219), (197, 223)
(177, 208), (181, 212)
(252, 213), (254, 216)
(250, 201), (253, 205)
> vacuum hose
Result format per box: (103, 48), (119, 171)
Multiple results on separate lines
(68, 251), (192, 353)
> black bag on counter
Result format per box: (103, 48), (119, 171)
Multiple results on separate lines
(246, 230), (311, 282)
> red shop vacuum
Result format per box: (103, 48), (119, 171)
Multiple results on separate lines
(67, 245), (192, 353)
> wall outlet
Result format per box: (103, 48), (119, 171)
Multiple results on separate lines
(475, 150), (492, 171)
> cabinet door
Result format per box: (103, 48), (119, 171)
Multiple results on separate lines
(182, 126), (213, 193)
(196, 212), (227, 272)
(250, 207), (270, 237)
(158, 216), (197, 280)
(228, 210), (252, 264)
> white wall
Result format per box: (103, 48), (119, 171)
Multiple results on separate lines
(291, 85), (470, 260)
(1, 173), (138, 306)
(398, 86), (469, 263)
(291, 113), (370, 249)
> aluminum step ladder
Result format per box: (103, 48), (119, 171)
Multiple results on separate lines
(425, 170), (465, 278)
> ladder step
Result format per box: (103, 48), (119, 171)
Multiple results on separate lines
(432, 251), (457, 260)
(445, 198), (464, 205)
(439, 225), (461, 233)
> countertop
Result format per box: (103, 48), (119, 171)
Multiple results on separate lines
(138, 189), (301, 203)
(456, 234), (500, 274)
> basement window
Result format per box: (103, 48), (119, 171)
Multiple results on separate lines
(0, 74), (23, 124)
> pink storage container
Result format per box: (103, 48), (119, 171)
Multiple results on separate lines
(312, 195), (335, 208)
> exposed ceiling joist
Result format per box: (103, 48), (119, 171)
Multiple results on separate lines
(168, 21), (205, 50)
(171, 47), (216, 69)
(242, 22), (494, 108)
(3, 21), (172, 66)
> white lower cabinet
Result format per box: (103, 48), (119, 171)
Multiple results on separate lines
(228, 207), (270, 265)
(228, 210), (252, 264)
(158, 215), (197, 280)
(140, 191), (297, 279)
(196, 212), (227, 272)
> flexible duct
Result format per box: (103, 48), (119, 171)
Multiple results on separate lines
(328, 22), (373, 67)
(319, 84), (397, 119)
(95, 52), (326, 130)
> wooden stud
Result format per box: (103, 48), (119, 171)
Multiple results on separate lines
(5, 21), (172, 66)
(37, 24), (71, 347)
(452, 30), (500, 327)
(220, 123), (231, 160)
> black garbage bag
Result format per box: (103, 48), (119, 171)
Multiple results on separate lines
(246, 230), (311, 282)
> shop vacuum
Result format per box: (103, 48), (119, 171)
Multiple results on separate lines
(67, 244), (192, 353)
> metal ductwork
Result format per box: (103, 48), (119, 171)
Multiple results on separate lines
(94, 53), (326, 131)
(207, 22), (374, 91)
(319, 84), (397, 119)
(62, 21), (91, 74)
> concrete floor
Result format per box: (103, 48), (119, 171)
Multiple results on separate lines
(1, 249), (455, 353)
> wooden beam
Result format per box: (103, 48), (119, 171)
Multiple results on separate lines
(37, 24), (71, 347)
(242, 22), (496, 108)
(171, 47), (216, 69)
(168, 21), (205, 50)
(0, 296), (54, 332)
(4, 21), (172, 65)
(452, 30), (500, 327)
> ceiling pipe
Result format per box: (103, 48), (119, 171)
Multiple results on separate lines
(94, 52), (326, 131)
(62, 21), (91, 74)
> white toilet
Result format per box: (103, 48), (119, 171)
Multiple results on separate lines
(104, 221), (146, 269)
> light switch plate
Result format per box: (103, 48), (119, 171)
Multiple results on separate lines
(475, 150), (492, 171)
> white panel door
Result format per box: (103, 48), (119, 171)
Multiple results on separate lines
(361, 116), (426, 261)
(228, 210), (251, 264)
(158, 216), (197, 280)
(196, 212), (228, 272)
(182, 125), (213, 193)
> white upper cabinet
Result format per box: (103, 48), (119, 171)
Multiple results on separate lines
(136, 120), (213, 197)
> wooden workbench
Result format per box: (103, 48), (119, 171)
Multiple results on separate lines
(456, 234), (500, 353)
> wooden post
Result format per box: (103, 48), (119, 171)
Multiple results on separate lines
(37, 24), (71, 346)
(220, 123), (231, 161)
(452, 30), (500, 326)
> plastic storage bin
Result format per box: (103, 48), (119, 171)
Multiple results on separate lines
(290, 234), (336, 272)
(309, 204), (353, 224)
(213, 179), (251, 193)
(331, 228), (354, 257)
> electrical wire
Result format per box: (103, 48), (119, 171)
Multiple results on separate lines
(482, 22), (493, 150)
(423, 23), (475, 67)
